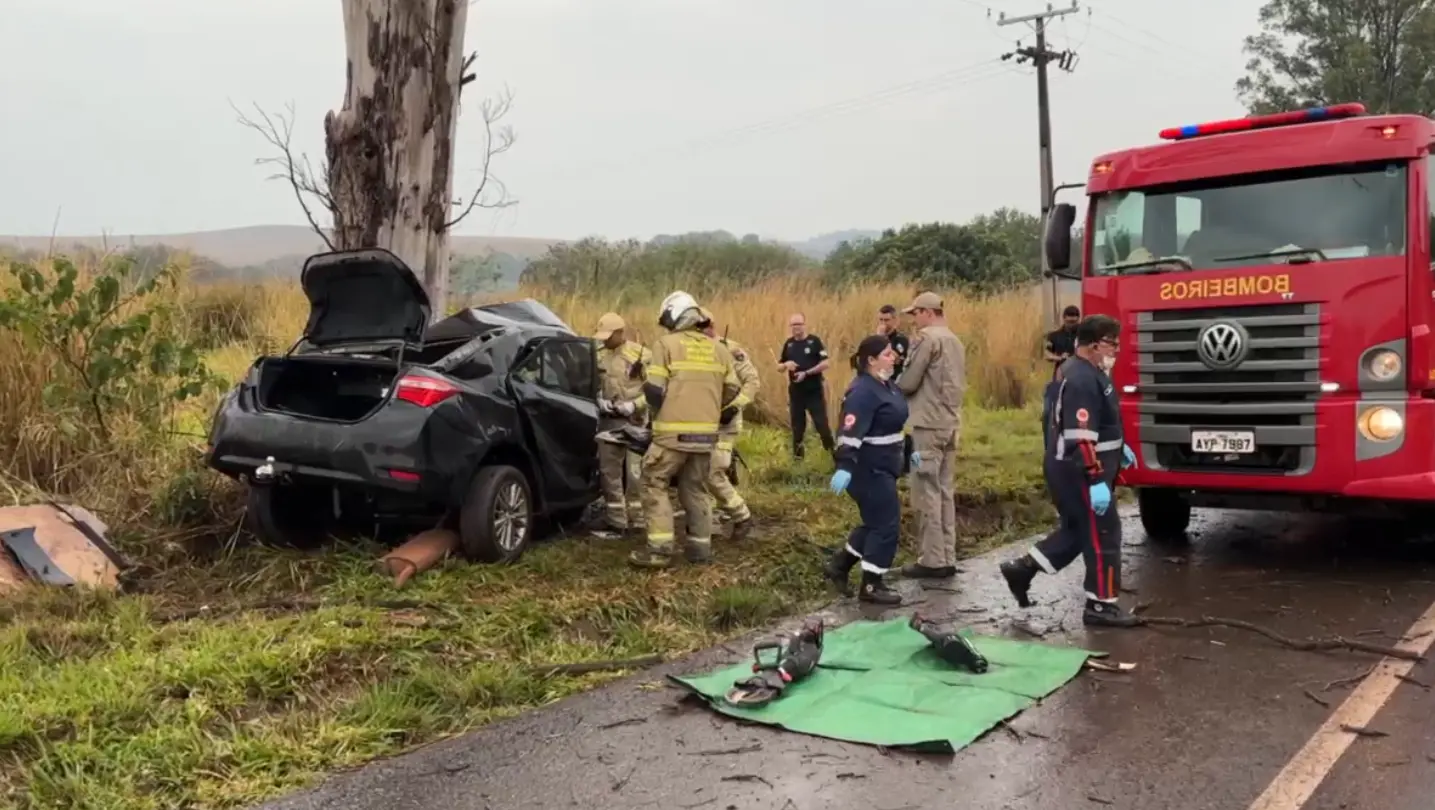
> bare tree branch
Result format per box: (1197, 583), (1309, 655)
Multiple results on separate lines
(446, 86), (518, 230)
(231, 100), (337, 251)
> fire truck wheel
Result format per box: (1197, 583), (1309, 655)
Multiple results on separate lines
(1138, 488), (1191, 544)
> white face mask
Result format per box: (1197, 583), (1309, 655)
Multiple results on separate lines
(875, 368), (893, 381)
(1099, 355), (1115, 372)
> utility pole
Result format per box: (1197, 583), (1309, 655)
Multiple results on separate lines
(998, 2), (1080, 328)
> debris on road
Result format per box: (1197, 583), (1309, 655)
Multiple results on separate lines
(0, 502), (128, 591)
(1084, 659), (1136, 673)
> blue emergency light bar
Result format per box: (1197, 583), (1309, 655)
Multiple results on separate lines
(1158, 102), (1367, 141)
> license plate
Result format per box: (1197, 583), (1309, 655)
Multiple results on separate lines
(1190, 430), (1255, 454)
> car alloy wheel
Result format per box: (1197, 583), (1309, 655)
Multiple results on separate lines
(493, 481), (530, 552)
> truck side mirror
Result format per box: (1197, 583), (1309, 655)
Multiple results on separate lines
(1044, 203), (1079, 279)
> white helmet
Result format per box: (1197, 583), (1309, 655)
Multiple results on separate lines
(658, 290), (700, 331)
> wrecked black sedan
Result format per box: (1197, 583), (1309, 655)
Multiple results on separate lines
(205, 248), (600, 563)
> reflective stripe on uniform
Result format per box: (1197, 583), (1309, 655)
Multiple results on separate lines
(1095, 439), (1122, 452)
(653, 420), (720, 433)
(716, 439), (735, 451)
(839, 432), (904, 448)
(729, 393), (751, 407)
(668, 360), (728, 374)
(647, 366), (669, 380)
(1062, 428), (1098, 441)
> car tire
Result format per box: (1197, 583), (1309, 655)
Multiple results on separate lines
(1138, 487), (1192, 545)
(459, 465), (533, 564)
(245, 485), (329, 549)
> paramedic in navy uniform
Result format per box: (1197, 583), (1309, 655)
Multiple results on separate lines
(820, 335), (919, 605)
(998, 315), (1141, 627)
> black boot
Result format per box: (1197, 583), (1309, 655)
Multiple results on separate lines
(900, 562), (957, 580)
(1083, 599), (1140, 628)
(822, 548), (858, 596)
(999, 554), (1042, 608)
(858, 570), (902, 605)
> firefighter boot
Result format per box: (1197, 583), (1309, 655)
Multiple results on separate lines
(858, 570), (902, 605)
(627, 545), (674, 570)
(729, 516), (754, 542)
(999, 554), (1042, 608)
(1083, 599), (1141, 628)
(822, 548), (859, 597)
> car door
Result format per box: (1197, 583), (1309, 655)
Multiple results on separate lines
(507, 335), (600, 510)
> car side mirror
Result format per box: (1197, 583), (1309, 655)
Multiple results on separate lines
(1044, 203), (1079, 279)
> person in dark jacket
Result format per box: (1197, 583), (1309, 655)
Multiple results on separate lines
(778, 313), (835, 459)
(877, 304), (911, 380)
(1043, 305), (1081, 380)
(999, 315), (1140, 627)
(820, 335), (919, 605)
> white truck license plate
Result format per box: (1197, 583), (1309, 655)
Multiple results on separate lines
(1190, 430), (1255, 454)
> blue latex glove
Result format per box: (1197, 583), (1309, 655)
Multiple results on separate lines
(829, 469), (852, 495)
(1121, 443), (1137, 470)
(1088, 482), (1112, 515)
(910, 451), (922, 470)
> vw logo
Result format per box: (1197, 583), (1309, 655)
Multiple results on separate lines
(1196, 321), (1249, 369)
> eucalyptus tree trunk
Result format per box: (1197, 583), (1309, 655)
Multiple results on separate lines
(324, 0), (469, 316)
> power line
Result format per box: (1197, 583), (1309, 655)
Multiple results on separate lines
(998, 1), (1081, 330)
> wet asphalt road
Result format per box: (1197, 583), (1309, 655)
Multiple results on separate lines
(259, 508), (1435, 810)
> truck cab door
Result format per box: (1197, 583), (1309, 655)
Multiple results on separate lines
(507, 336), (600, 511)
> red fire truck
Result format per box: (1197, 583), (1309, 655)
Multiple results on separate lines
(1043, 103), (1435, 542)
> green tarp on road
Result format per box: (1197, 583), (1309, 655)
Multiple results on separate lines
(668, 617), (1093, 754)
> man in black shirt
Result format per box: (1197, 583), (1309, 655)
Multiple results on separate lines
(778, 313), (835, 460)
(1043, 305), (1081, 380)
(877, 304), (910, 381)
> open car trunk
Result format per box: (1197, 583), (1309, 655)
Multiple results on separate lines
(255, 356), (402, 422)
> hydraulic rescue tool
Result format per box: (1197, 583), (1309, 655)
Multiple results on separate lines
(910, 613), (989, 673)
(724, 619), (825, 707)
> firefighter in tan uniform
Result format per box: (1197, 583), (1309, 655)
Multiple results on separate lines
(698, 307), (758, 540)
(593, 312), (651, 532)
(895, 291), (967, 580)
(630, 292), (742, 570)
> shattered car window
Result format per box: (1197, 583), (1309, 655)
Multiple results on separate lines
(539, 340), (594, 398)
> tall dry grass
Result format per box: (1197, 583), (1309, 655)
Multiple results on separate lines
(195, 275), (1047, 424)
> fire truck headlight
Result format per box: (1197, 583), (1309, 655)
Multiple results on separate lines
(1358, 405), (1404, 442)
(1366, 349), (1403, 382)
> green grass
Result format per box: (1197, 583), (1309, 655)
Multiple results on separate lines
(0, 407), (1048, 810)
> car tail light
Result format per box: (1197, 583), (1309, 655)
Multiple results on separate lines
(395, 375), (459, 407)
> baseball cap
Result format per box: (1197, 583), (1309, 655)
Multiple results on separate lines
(901, 291), (943, 313)
(593, 312), (625, 340)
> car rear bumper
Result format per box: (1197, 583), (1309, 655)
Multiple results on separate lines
(206, 388), (487, 502)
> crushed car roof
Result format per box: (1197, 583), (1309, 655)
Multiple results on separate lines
(424, 299), (575, 342)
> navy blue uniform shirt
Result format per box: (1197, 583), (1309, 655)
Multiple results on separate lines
(1048, 357), (1123, 486)
(835, 372), (910, 476)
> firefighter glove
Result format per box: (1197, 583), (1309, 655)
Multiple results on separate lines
(615, 400), (636, 417)
(1088, 482), (1112, 516)
(720, 404), (739, 425)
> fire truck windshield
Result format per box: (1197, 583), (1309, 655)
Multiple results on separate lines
(1089, 160), (1408, 276)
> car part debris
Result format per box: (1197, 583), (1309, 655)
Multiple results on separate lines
(1084, 658), (1137, 673)
(0, 503), (128, 591)
(379, 528), (459, 587)
(910, 613), (989, 673)
(724, 619), (825, 707)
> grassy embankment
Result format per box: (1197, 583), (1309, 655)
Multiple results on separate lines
(0, 266), (1050, 810)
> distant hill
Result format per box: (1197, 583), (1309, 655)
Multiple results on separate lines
(0, 225), (559, 269)
(785, 229), (883, 260)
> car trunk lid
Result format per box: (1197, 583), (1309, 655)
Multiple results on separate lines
(300, 248), (431, 347)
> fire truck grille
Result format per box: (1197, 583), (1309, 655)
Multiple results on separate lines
(1135, 302), (1320, 475)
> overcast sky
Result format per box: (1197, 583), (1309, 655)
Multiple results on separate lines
(2, 0), (1255, 242)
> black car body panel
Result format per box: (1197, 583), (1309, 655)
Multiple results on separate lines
(205, 249), (599, 533)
